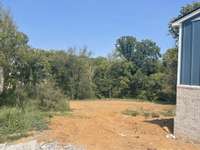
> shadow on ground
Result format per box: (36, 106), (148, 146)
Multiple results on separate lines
(145, 118), (174, 133)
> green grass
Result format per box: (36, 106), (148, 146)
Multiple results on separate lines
(122, 108), (175, 118)
(122, 109), (140, 117)
(0, 106), (50, 143)
(143, 111), (151, 118)
(151, 112), (160, 118)
(0, 99), (71, 143)
(160, 109), (176, 117)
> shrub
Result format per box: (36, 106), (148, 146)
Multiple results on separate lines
(160, 109), (175, 117)
(122, 108), (163, 118)
(143, 111), (151, 118)
(36, 81), (69, 112)
(0, 84), (31, 108)
(0, 106), (49, 142)
(151, 112), (160, 118)
(122, 109), (140, 117)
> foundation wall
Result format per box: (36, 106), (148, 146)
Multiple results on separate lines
(175, 85), (200, 142)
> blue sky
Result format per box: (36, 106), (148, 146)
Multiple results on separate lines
(1, 0), (196, 56)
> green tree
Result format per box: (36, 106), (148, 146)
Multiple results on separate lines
(115, 36), (161, 75)
(0, 5), (30, 106)
(115, 36), (162, 100)
(108, 60), (135, 98)
(161, 48), (178, 102)
(93, 57), (111, 98)
(169, 2), (200, 39)
(48, 48), (95, 99)
(115, 36), (137, 61)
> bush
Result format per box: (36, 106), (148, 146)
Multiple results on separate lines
(151, 112), (160, 118)
(160, 109), (175, 117)
(0, 84), (30, 107)
(36, 81), (69, 112)
(143, 111), (151, 118)
(0, 106), (49, 142)
(122, 109), (140, 117)
(122, 108), (164, 118)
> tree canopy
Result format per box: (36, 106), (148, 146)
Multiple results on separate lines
(1, 2), (198, 106)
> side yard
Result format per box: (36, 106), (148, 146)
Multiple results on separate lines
(16, 100), (200, 150)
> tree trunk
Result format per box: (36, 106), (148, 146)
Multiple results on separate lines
(0, 67), (4, 94)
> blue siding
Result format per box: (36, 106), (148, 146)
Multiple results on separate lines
(191, 21), (200, 85)
(181, 16), (200, 85)
(181, 21), (192, 85)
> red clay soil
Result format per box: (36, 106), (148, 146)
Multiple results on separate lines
(36, 100), (200, 150)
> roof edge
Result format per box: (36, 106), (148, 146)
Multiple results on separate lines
(172, 8), (200, 27)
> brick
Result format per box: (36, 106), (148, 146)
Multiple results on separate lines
(175, 85), (200, 143)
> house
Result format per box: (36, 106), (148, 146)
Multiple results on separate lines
(172, 8), (200, 142)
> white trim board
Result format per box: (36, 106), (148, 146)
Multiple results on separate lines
(177, 84), (200, 89)
(172, 8), (200, 27)
(177, 24), (182, 85)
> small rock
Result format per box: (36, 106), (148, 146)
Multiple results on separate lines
(63, 144), (85, 150)
(0, 140), (85, 150)
(166, 134), (176, 139)
(4, 140), (39, 150)
(0, 143), (7, 150)
(163, 126), (170, 133)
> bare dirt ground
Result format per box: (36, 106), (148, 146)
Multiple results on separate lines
(35, 100), (200, 150)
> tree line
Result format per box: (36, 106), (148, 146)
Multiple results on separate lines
(0, 2), (199, 108)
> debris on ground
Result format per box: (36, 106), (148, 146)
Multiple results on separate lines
(163, 126), (170, 133)
(13, 101), (200, 150)
(0, 140), (85, 150)
(166, 134), (176, 139)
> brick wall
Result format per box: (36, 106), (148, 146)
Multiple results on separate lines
(175, 85), (200, 142)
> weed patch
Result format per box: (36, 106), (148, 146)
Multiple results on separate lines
(122, 109), (140, 117)
(160, 109), (175, 117)
(0, 106), (49, 143)
(122, 108), (175, 118)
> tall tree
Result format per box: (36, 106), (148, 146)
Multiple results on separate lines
(0, 5), (28, 92)
(161, 48), (178, 102)
(115, 36), (162, 100)
(115, 36), (161, 75)
(93, 57), (111, 98)
(169, 2), (200, 39)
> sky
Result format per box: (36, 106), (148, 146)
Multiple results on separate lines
(1, 0), (197, 57)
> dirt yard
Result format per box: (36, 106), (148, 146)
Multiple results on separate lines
(35, 100), (200, 150)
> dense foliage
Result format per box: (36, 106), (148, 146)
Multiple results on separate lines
(0, 5), (69, 140)
(1, 1), (199, 109)
(0, 8), (173, 109)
